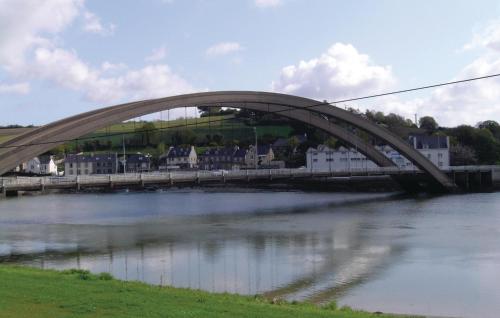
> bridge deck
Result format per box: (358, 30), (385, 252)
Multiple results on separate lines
(1, 166), (498, 194)
(0, 168), (419, 192)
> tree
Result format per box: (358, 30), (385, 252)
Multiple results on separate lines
(171, 129), (197, 146)
(419, 116), (438, 132)
(197, 106), (221, 117)
(478, 120), (500, 138)
(287, 136), (300, 154)
(450, 143), (478, 166)
(324, 137), (338, 149)
(135, 122), (159, 146)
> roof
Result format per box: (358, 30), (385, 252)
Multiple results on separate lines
(126, 154), (151, 164)
(200, 147), (235, 157)
(409, 134), (448, 149)
(250, 145), (272, 155)
(65, 153), (117, 163)
(233, 148), (247, 158)
(165, 146), (194, 159)
(306, 145), (334, 153)
(272, 135), (307, 148)
(39, 155), (53, 165)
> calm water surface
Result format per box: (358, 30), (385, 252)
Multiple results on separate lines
(1, 189), (500, 317)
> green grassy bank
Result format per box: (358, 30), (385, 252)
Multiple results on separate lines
(0, 266), (414, 318)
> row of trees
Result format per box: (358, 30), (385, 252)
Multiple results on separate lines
(363, 109), (500, 165)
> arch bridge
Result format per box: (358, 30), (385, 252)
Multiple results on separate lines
(0, 91), (456, 192)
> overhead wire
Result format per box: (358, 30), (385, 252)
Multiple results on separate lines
(2, 73), (500, 150)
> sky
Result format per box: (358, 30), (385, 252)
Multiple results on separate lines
(1, 0), (500, 127)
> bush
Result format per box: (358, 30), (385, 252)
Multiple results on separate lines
(98, 272), (114, 281)
(323, 301), (337, 311)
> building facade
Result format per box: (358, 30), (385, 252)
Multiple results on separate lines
(198, 146), (247, 170)
(306, 135), (450, 171)
(23, 156), (58, 175)
(64, 153), (118, 176)
(245, 145), (275, 168)
(39, 156), (58, 175)
(125, 154), (152, 173)
(159, 146), (197, 170)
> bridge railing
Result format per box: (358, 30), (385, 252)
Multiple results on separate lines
(0, 166), (440, 191)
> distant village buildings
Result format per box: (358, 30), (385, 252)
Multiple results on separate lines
(198, 146), (246, 170)
(159, 146), (198, 170)
(24, 156), (58, 175)
(64, 154), (118, 176)
(306, 134), (450, 171)
(125, 154), (151, 173)
(245, 145), (275, 167)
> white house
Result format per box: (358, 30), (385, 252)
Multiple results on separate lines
(23, 156), (58, 175)
(409, 134), (450, 169)
(159, 146), (198, 170)
(39, 156), (58, 175)
(306, 135), (450, 171)
(25, 157), (41, 174)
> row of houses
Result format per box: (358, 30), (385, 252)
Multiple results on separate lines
(62, 145), (279, 176)
(64, 153), (151, 176)
(158, 145), (278, 170)
(306, 134), (450, 171)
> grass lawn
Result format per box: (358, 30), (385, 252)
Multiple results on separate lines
(0, 266), (415, 318)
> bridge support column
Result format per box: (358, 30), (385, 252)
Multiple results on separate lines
(3, 190), (18, 197)
(140, 174), (145, 188)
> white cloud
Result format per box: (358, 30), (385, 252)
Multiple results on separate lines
(82, 10), (115, 36)
(0, 82), (30, 95)
(0, 0), (193, 105)
(0, 0), (83, 70)
(254, 0), (283, 8)
(382, 21), (500, 127)
(145, 46), (167, 62)
(101, 61), (127, 72)
(271, 43), (395, 101)
(411, 56), (500, 127)
(463, 20), (500, 51)
(24, 47), (193, 103)
(206, 42), (243, 57)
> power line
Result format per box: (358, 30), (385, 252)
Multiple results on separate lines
(1, 72), (500, 150)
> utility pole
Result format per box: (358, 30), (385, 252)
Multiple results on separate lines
(414, 113), (418, 126)
(122, 135), (126, 174)
(253, 127), (258, 170)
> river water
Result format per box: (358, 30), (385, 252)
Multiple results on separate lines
(1, 189), (499, 317)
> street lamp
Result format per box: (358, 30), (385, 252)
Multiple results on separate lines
(253, 127), (258, 170)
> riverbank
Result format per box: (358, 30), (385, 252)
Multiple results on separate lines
(0, 266), (413, 318)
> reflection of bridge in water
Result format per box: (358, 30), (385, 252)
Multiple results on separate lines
(0, 193), (408, 304)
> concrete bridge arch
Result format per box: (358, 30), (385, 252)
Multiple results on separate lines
(0, 91), (456, 191)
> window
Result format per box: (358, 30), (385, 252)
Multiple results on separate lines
(97, 169), (101, 174)
(108, 169), (112, 173)
(84, 169), (89, 174)
(313, 159), (318, 162)
(427, 154), (431, 159)
(69, 163), (73, 168)
(438, 153), (443, 158)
